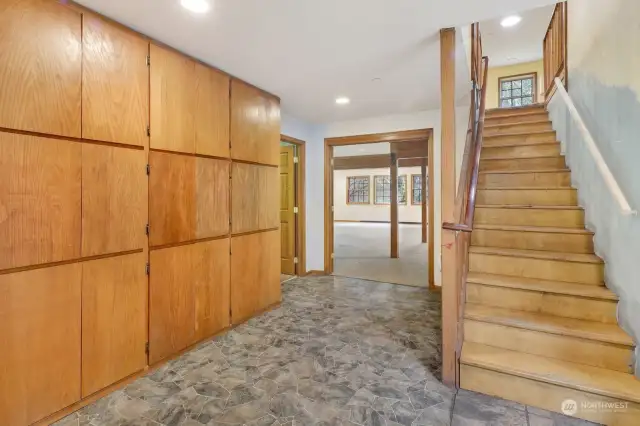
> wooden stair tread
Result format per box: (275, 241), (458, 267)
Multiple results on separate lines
(482, 142), (558, 149)
(466, 272), (616, 300)
(473, 224), (593, 235)
(461, 342), (640, 403)
(479, 169), (570, 175)
(469, 246), (602, 264)
(475, 204), (582, 210)
(484, 130), (555, 139)
(465, 303), (630, 345)
(484, 120), (551, 129)
(478, 186), (575, 191)
(486, 105), (545, 115)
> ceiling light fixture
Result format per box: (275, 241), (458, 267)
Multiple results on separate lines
(335, 97), (350, 105)
(181, 0), (210, 13)
(501, 15), (522, 27)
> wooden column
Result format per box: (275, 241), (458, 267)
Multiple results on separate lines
(421, 158), (427, 243)
(440, 27), (458, 387)
(390, 152), (399, 258)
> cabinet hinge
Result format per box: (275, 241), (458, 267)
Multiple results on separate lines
(145, 224), (150, 236)
(146, 55), (150, 66)
(294, 257), (299, 264)
(146, 263), (150, 275)
(331, 253), (335, 259)
(147, 125), (151, 137)
(293, 207), (299, 214)
(145, 342), (150, 355)
(293, 156), (299, 164)
(330, 158), (334, 166)
(146, 164), (150, 175)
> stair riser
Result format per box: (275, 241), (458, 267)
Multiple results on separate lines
(460, 365), (640, 425)
(466, 283), (617, 323)
(478, 171), (571, 188)
(485, 106), (546, 118)
(471, 228), (594, 253)
(464, 321), (631, 372)
(476, 189), (577, 206)
(469, 252), (604, 285)
(481, 144), (561, 159)
(474, 208), (584, 228)
(483, 132), (556, 147)
(480, 157), (565, 171)
(484, 121), (553, 137)
(485, 112), (549, 126)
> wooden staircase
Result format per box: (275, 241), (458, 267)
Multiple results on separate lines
(459, 104), (640, 425)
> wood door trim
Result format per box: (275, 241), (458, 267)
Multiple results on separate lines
(324, 129), (433, 275)
(280, 134), (306, 276)
(0, 127), (145, 151)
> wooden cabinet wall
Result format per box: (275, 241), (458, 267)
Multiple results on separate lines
(0, 0), (280, 424)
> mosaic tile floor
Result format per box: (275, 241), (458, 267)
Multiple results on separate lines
(54, 276), (598, 426)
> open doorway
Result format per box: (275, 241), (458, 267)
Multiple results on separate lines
(280, 135), (306, 282)
(324, 129), (435, 288)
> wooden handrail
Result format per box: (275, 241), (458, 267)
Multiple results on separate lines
(544, 2), (568, 99)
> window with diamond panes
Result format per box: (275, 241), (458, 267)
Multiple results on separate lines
(412, 174), (427, 205)
(346, 176), (370, 204)
(374, 175), (407, 205)
(499, 74), (536, 108)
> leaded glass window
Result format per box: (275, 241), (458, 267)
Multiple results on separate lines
(412, 175), (422, 205)
(499, 74), (536, 108)
(374, 175), (407, 205)
(346, 176), (370, 204)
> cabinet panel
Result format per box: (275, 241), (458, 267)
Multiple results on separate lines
(82, 144), (147, 256)
(82, 253), (147, 397)
(0, 133), (81, 270)
(0, 0), (81, 137)
(195, 63), (230, 158)
(196, 157), (229, 239)
(150, 44), (195, 153)
(230, 80), (280, 165)
(231, 230), (280, 324)
(0, 264), (81, 426)
(82, 14), (149, 146)
(231, 163), (279, 234)
(193, 239), (230, 342)
(149, 244), (196, 364)
(149, 151), (195, 247)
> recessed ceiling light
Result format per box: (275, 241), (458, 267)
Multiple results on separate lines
(181, 0), (210, 13)
(335, 97), (350, 105)
(501, 15), (522, 27)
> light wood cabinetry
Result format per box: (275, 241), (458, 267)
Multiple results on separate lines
(231, 163), (279, 234)
(195, 63), (230, 158)
(196, 157), (230, 239)
(0, 0), (81, 137)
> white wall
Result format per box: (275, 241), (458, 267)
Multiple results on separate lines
(334, 167), (426, 223)
(548, 0), (640, 374)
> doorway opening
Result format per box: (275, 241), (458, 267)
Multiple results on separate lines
(280, 135), (306, 282)
(324, 129), (436, 289)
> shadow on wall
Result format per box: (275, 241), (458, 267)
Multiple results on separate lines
(548, 71), (640, 376)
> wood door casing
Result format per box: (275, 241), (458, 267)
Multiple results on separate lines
(230, 80), (280, 165)
(231, 163), (279, 235)
(150, 43), (195, 154)
(231, 230), (280, 324)
(196, 157), (230, 239)
(0, 0), (81, 137)
(195, 63), (230, 158)
(149, 151), (196, 247)
(279, 146), (296, 275)
(81, 253), (147, 397)
(0, 264), (81, 426)
(82, 144), (147, 257)
(0, 133), (81, 271)
(82, 14), (149, 146)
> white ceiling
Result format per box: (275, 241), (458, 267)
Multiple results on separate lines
(481, 4), (556, 68)
(76, 0), (560, 123)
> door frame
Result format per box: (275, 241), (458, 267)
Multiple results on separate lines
(281, 134), (306, 276)
(323, 129), (435, 289)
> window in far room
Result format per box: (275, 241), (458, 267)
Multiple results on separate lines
(411, 174), (427, 205)
(374, 175), (407, 205)
(499, 73), (536, 108)
(346, 176), (370, 204)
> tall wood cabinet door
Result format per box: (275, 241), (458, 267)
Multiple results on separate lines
(149, 151), (196, 247)
(196, 157), (230, 239)
(231, 163), (279, 234)
(195, 63), (230, 158)
(150, 44), (196, 154)
(82, 144), (147, 257)
(258, 230), (282, 309)
(149, 245), (196, 364)
(230, 80), (281, 165)
(0, 0), (81, 137)
(82, 253), (147, 397)
(0, 133), (82, 271)
(82, 14), (149, 146)
(0, 264), (81, 426)
(193, 239), (230, 342)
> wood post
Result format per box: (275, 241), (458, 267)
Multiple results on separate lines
(421, 158), (427, 244)
(440, 27), (458, 387)
(390, 152), (399, 258)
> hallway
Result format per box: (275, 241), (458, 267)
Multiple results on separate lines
(54, 277), (595, 426)
(334, 223), (428, 287)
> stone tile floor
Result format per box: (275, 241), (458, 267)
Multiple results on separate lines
(54, 276), (599, 426)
